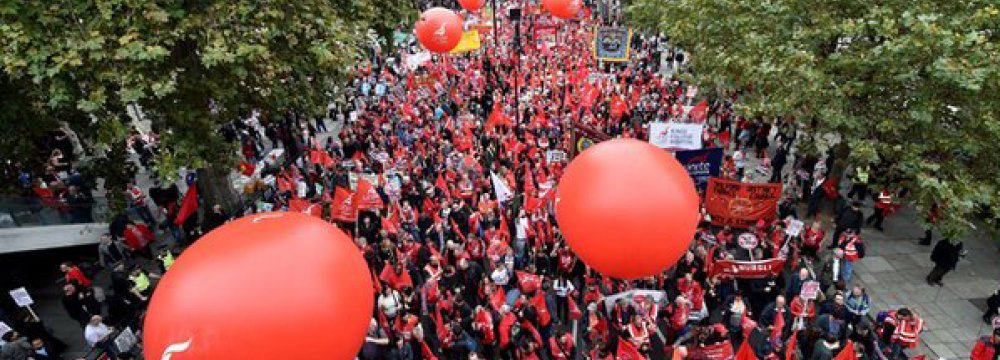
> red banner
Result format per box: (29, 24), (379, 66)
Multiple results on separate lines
(705, 178), (783, 228)
(709, 259), (786, 279)
(688, 341), (735, 360)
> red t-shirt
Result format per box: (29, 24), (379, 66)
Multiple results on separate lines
(66, 267), (92, 287)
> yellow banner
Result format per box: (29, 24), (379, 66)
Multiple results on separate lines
(450, 30), (482, 54)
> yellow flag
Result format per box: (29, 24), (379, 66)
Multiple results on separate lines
(450, 30), (482, 54)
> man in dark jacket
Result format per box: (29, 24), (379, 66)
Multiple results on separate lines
(831, 202), (864, 248)
(927, 239), (964, 286)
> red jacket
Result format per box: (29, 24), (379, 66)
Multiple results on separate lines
(123, 224), (154, 251)
(971, 336), (998, 360)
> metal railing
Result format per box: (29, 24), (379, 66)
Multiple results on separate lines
(0, 195), (110, 228)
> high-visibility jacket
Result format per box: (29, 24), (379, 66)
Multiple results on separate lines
(875, 190), (893, 210)
(971, 336), (999, 360)
(855, 167), (869, 184)
(885, 312), (924, 348)
(844, 235), (862, 262)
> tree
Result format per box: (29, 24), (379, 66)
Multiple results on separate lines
(0, 0), (414, 212)
(629, 0), (1000, 236)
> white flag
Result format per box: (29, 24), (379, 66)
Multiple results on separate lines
(491, 171), (514, 203)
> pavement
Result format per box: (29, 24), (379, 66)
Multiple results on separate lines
(850, 203), (999, 359)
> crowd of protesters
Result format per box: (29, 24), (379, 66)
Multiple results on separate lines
(8, 1), (1000, 360)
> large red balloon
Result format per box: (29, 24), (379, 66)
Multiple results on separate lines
(144, 212), (372, 360)
(458, 0), (485, 12)
(555, 139), (700, 279)
(542, 0), (582, 19)
(414, 8), (464, 53)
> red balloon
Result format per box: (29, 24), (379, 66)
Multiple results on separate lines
(144, 212), (373, 360)
(458, 0), (485, 12)
(414, 8), (464, 53)
(555, 139), (700, 279)
(542, 0), (582, 19)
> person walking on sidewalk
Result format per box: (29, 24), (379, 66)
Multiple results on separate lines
(866, 188), (893, 231)
(831, 202), (864, 246)
(927, 238), (964, 286)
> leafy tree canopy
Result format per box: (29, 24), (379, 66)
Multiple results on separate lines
(630, 0), (1000, 236)
(1, 0), (414, 208)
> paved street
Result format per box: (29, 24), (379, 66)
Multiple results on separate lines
(852, 203), (999, 359)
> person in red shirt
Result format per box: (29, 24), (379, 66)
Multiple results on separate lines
(123, 222), (155, 257)
(971, 328), (1000, 360)
(60, 262), (91, 288)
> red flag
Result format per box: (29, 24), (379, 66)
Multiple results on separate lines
(353, 178), (384, 211)
(689, 100), (709, 123)
(785, 332), (797, 360)
(487, 103), (511, 131)
(616, 338), (646, 360)
(238, 161), (256, 176)
(435, 175), (449, 194)
(382, 207), (400, 234)
(330, 187), (357, 222)
(287, 198), (310, 212)
(497, 215), (510, 241)
(735, 338), (758, 360)
(174, 184), (198, 226)
(309, 149), (334, 168)
(833, 340), (858, 360)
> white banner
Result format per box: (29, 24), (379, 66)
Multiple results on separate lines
(406, 51), (432, 70)
(649, 122), (704, 150)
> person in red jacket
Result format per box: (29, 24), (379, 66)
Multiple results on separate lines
(971, 328), (1000, 360)
(123, 222), (155, 257)
(60, 262), (92, 288)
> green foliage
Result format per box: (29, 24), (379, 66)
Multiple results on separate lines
(630, 0), (1000, 234)
(1, 0), (414, 207)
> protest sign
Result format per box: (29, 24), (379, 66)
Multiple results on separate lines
(738, 233), (759, 250)
(649, 122), (704, 150)
(9, 287), (33, 307)
(115, 327), (138, 353)
(674, 148), (723, 190)
(546, 150), (567, 163)
(405, 51), (432, 70)
(786, 219), (804, 237)
(709, 259), (785, 279)
(800, 281), (820, 300)
(705, 178), (783, 228)
(594, 27), (632, 62)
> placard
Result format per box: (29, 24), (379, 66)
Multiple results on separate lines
(546, 150), (567, 163)
(114, 327), (138, 353)
(738, 233), (759, 250)
(785, 219), (804, 237)
(649, 122), (704, 150)
(688, 341), (735, 360)
(708, 259), (785, 279)
(800, 281), (820, 300)
(8, 287), (33, 307)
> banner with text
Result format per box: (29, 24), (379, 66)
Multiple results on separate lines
(594, 27), (633, 62)
(705, 178), (783, 228)
(649, 122), (704, 150)
(675, 148), (723, 191)
(688, 341), (735, 360)
(450, 30), (482, 54)
(709, 259), (786, 279)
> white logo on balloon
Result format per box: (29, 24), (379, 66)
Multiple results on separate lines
(161, 339), (193, 360)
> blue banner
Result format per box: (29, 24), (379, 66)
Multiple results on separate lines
(675, 148), (723, 190)
(593, 27), (632, 62)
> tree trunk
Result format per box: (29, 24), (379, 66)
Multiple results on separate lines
(197, 165), (239, 213)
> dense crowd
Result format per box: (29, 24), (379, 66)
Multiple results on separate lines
(7, 1), (1000, 360)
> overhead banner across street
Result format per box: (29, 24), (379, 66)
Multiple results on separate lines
(705, 178), (783, 228)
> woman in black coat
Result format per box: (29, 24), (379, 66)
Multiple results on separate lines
(927, 239), (964, 286)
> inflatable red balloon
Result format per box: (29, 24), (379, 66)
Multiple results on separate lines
(555, 139), (700, 279)
(542, 0), (582, 19)
(144, 212), (373, 360)
(414, 8), (463, 53)
(458, 0), (485, 12)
